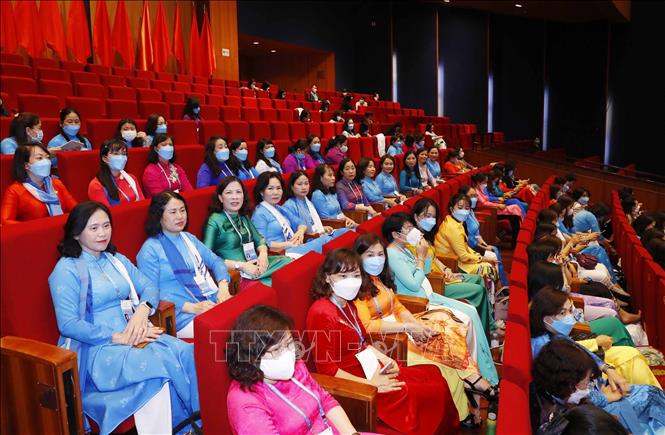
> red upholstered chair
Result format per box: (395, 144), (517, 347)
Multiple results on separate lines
(209, 85), (225, 96)
(169, 103), (186, 119)
(29, 56), (59, 68)
(128, 77), (151, 90)
(507, 285), (529, 327)
(345, 137), (362, 162)
(225, 87), (240, 97)
(87, 119), (121, 148)
(170, 120), (200, 146)
(257, 98), (272, 109)
(273, 140), (290, 159)
(174, 145), (204, 184)
(496, 379), (530, 435)
(38, 78), (74, 105)
(107, 86), (136, 101)
(70, 71), (99, 85)
(65, 96), (106, 119)
(224, 121), (250, 141)
(277, 109), (296, 122)
(199, 121), (226, 143)
(124, 147), (151, 184)
(206, 94), (224, 106)
(136, 88), (162, 102)
(16, 94), (60, 118)
(175, 74), (193, 83)
(199, 105), (220, 121)
(1, 155), (14, 203)
(249, 121), (271, 141)
(156, 72), (175, 81)
(150, 79), (172, 92)
(192, 83), (209, 94)
(134, 70), (155, 80)
(1, 63), (31, 78)
(76, 83), (106, 99)
(241, 97), (257, 108)
(225, 95), (241, 107)
(172, 82), (190, 93)
(322, 230), (359, 256)
(259, 108), (277, 122)
(501, 321), (532, 392)
(36, 67), (69, 82)
(241, 107), (259, 121)
(270, 121), (289, 140)
(357, 215), (386, 240)
(112, 66), (133, 77)
(56, 150), (100, 201)
(320, 122), (337, 140)
(0, 77), (37, 108)
(220, 106), (241, 121)
(60, 61), (84, 72)
(304, 122), (321, 138)
(272, 99), (287, 109)
(240, 89), (255, 98)
(193, 282), (278, 434)
(310, 111), (322, 122)
(86, 64), (111, 75)
(162, 91), (185, 104)
(105, 99), (139, 119)
(139, 101), (169, 119)
(288, 122), (306, 141)
(509, 261), (528, 289)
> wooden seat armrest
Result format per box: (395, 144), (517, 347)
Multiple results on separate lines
(427, 271), (446, 295)
(149, 300), (176, 336)
(227, 268), (241, 295)
(368, 332), (408, 364)
(268, 245), (287, 256)
(343, 209), (368, 224)
(441, 173), (458, 179)
(321, 218), (346, 229)
(311, 373), (377, 432)
(571, 323), (592, 334)
(370, 202), (385, 213)
(396, 294), (429, 314)
(304, 233), (321, 242)
(436, 254), (459, 271)
(571, 296), (585, 309)
(1, 336), (77, 366)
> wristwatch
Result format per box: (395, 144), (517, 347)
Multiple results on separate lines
(234, 262), (241, 270)
(140, 301), (154, 315)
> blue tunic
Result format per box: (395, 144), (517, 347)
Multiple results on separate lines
(387, 145), (403, 157)
(282, 196), (352, 238)
(426, 159), (441, 178)
(360, 176), (385, 203)
(47, 133), (93, 151)
(196, 162), (235, 188)
(251, 203), (330, 255)
(399, 169), (421, 193)
(375, 171), (399, 196)
(48, 252), (199, 434)
(465, 210), (508, 286)
(237, 165), (260, 181)
(136, 231), (230, 331)
(311, 189), (345, 219)
(1, 136), (18, 155)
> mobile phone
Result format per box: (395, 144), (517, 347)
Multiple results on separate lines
(379, 361), (394, 375)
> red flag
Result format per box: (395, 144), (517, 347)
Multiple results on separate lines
(172, 3), (185, 72)
(199, 10), (217, 78)
(0, 1), (18, 54)
(66, 0), (91, 62)
(152, 0), (170, 72)
(16, 0), (45, 57)
(137, 0), (153, 70)
(188, 10), (201, 76)
(112, 0), (133, 68)
(93, 0), (113, 66)
(40, 0), (66, 60)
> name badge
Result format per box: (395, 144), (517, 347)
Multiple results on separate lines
(317, 427), (334, 435)
(194, 274), (215, 297)
(120, 299), (134, 321)
(243, 242), (258, 261)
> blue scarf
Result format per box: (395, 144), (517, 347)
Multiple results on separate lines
(23, 177), (63, 216)
(157, 233), (208, 302)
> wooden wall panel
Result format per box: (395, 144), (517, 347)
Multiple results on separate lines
(210, 0), (239, 80)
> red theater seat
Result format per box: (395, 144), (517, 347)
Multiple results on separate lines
(322, 230), (359, 256)
(241, 107), (259, 121)
(66, 96), (106, 119)
(134, 70), (155, 80)
(200, 121), (226, 143)
(36, 67), (69, 82)
(199, 105), (220, 121)
(224, 121), (249, 140)
(105, 99), (139, 119)
(225, 87), (240, 97)
(139, 101), (169, 118)
(87, 119), (120, 147)
(137, 88), (162, 102)
(221, 106), (241, 121)
(61, 61), (85, 72)
(169, 120), (200, 146)
(18, 94), (61, 118)
(259, 108), (277, 122)
(30, 57), (59, 69)
(76, 83), (107, 99)
(156, 72), (175, 81)
(71, 71), (99, 85)
(0, 77), (37, 108)
(100, 74), (126, 87)
(38, 80), (72, 103)
(249, 122), (271, 141)
(277, 109), (295, 122)
(174, 145), (204, 183)
(496, 380), (530, 435)
(108, 86), (136, 101)
(86, 64), (111, 75)
(241, 97), (257, 108)
(128, 77), (151, 89)
(206, 94), (224, 106)
(304, 122), (321, 138)
(225, 95), (241, 107)
(192, 83), (209, 94)
(172, 82), (190, 93)
(209, 85), (225, 96)
(270, 122), (289, 140)
(257, 98), (272, 109)
(320, 123), (337, 140)
(175, 74), (193, 83)
(112, 66), (133, 77)
(502, 321), (532, 392)
(162, 91), (185, 103)
(169, 103), (186, 119)
(56, 150), (100, 201)
(151, 79), (172, 92)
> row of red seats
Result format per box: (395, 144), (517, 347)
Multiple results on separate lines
(611, 192), (665, 350)
(495, 176), (556, 435)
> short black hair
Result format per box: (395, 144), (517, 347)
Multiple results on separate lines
(285, 170), (309, 199)
(559, 405), (629, 435)
(448, 192), (471, 212)
(253, 171), (283, 205)
(145, 191), (188, 237)
(208, 176), (252, 216)
(382, 212), (413, 243)
(115, 118), (145, 148)
(527, 260), (564, 299)
(145, 113), (167, 136)
(412, 197), (439, 243)
(146, 133), (176, 164)
(12, 143), (49, 182)
(312, 164), (336, 195)
(58, 201), (117, 258)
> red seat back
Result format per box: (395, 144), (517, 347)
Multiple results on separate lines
(56, 150), (100, 202)
(66, 96), (106, 119)
(18, 94), (61, 118)
(221, 106), (241, 121)
(169, 120), (200, 146)
(105, 99), (139, 119)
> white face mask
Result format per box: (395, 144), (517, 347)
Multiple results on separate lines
(330, 277), (362, 300)
(121, 130), (137, 142)
(405, 228), (423, 246)
(260, 349), (296, 381)
(567, 386), (591, 404)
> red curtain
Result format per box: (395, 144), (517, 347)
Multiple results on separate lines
(172, 3), (185, 73)
(93, 0), (113, 66)
(188, 10), (201, 76)
(40, 0), (66, 60)
(199, 10), (217, 78)
(66, 0), (91, 62)
(137, 0), (153, 71)
(0, 1), (18, 54)
(112, 0), (134, 68)
(152, 0), (170, 72)
(16, 0), (45, 58)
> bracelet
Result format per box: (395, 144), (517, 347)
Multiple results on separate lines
(602, 363), (615, 373)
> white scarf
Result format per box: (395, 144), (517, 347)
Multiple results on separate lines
(376, 133), (386, 157)
(260, 201), (294, 240)
(180, 233), (218, 296)
(119, 170), (140, 201)
(303, 197), (325, 233)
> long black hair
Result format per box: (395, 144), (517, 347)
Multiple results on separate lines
(115, 118), (145, 148)
(412, 197), (440, 243)
(284, 170), (309, 199)
(147, 133), (176, 164)
(9, 112), (40, 144)
(145, 113), (167, 137)
(353, 233), (396, 298)
(58, 107), (88, 144)
(203, 136), (228, 178)
(96, 139), (128, 202)
(255, 138), (276, 167)
(401, 150), (420, 181)
(183, 96), (201, 119)
(227, 139), (253, 174)
(58, 201), (117, 258)
(312, 163), (336, 195)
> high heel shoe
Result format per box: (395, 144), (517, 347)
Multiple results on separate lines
(464, 377), (500, 421)
(611, 285), (631, 298)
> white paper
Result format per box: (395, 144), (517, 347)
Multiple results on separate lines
(382, 314), (397, 323)
(355, 347), (380, 380)
(484, 250), (497, 262)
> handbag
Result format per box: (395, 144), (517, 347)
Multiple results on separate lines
(575, 253), (598, 270)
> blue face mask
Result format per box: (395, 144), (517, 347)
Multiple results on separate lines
(156, 124), (167, 134)
(452, 209), (470, 222)
(578, 197), (589, 205)
(108, 155), (128, 172)
(470, 197), (478, 209)
(562, 184), (570, 192)
(30, 128), (44, 143)
(295, 152), (305, 161)
(395, 141), (403, 147)
(63, 124), (80, 137)
(216, 148), (230, 162)
(157, 145), (174, 161)
(548, 314), (577, 337)
(362, 256), (385, 276)
(235, 149), (249, 161)
(264, 147), (275, 159)
(29, 159), (52, 179)
(418, 217), (437, 232)
(192, 107), (201, 114)
(310, 142), (321, 153)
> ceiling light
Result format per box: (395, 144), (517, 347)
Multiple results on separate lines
(514, 3), (523, 7)
(443, 0), (450, 3)
(252, 41), (259, 45)
(270, 49), (277, 53)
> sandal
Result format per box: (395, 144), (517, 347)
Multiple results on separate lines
(460, 414), (481, 428)
(463, 376), (499, 400)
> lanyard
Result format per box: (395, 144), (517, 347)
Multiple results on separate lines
(111, 176), (133, 202)
(239, 165), (255, 179)
(96, 261), (124, 302)
(297, 200), (315, 228)
(224, 211), (250, 244)
(218, 162), (233, 178)
(157, 163), (179, 190)
(347, 181), (362, 202)
(330, 297), (365, 346)
(264, 378), (329, 433)
(372, 292), (393, 320)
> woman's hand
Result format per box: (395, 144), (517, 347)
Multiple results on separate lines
(601, 384), (624, 403)
(257, 252), (269, 274)
(595, 335), (613, 351)
(344, 218), (357, 228)
(369, 372), (405, 393)
(385, 198), (397, 207)
(136, 131), (147, 140)
(606, 369), (630, 396)
(183, 300), (216, 314)
(217, 280), (231, 303)
(241, 261), (261, 278)
(497, 204), (507, 210)
(408, 323), (439, 341)
(323, 226), (334, 234)
(123, 304), (151, 345)
(415, 238), (429, 260)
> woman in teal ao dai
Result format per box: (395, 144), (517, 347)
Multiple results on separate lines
(48, 201), (199, 434)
